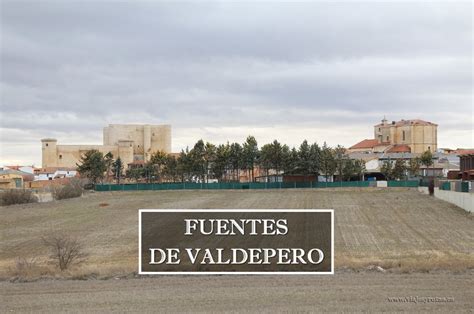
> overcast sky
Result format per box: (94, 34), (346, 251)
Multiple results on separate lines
(1, 1), (472, 166)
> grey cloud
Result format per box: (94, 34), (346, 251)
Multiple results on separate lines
(0, 1), (472, 165)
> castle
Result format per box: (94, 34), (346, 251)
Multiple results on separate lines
(41, 124), (171, 168)
(349, 118), (437, 154)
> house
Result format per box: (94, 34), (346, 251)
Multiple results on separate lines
(4, 165), (35, 174)
(33, 167), (78, 181)
(0, 169), (34, 189)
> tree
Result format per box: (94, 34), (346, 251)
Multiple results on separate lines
(280, 144), (291, 174)
(381, 159), (393, 180)
(204, 142), (217, 183)
(104, 152), (114, 180)
(177, 148), (193, 182)
(259, 143), (274, 178)
(270, 140), (285, 174)
(242, 136), (259, 182)
(143, 162), (156, 183)
(392, 159), (407, 180)
(126, 167), (144, 183)
(297, 140), (311, 176)
(149, 151), (169, 182)
(320, 142), (336, 182)
(229, 143), (243, 182)
(42, 234), (87, 271)
(309, 143), (321, 178)
(111, 157), (123, 184)
(284, 147), (299, 175)
(212, 143), (230, 182)
(342, 159), (354, 181)
(353, 159), (366, 181)
(334, 145), (346, 182)
(163, 155), (178, 182)
(420, 150), (434, 177)
(76, 150), (107, 185)
(190, 140), (206, 182)
(408, 157), (421, 178)
(341, 159), (365, 181)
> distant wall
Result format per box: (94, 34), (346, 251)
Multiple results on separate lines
(376, 181), (387, 187)
(433, 188), (473, 213)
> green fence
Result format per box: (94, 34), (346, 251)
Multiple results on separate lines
(95, 180), (418, 192)
(440, 181), (451, 191)
(439, 181), (470, 192)
(387, 180), (419, 187)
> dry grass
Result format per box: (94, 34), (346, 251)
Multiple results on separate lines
(1, 188), (472, 279)
(336, 252), (474, 273)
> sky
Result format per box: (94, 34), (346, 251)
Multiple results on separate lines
(1, 1), (473, 166)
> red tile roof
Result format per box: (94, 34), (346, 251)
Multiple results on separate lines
(455, 149), (474, 156)
(350, 139), (379, 149)
(350, 139), (390, 150)
(387, 145), (411, 153)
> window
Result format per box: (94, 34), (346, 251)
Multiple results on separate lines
(386, 136), (389, 141)
(428, 146), (431, 151)
(46, 143), (48, 147)
(59, 154), (62, 159)
(402, 131), (405, 141)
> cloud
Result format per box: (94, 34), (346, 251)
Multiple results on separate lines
(0, 1), (472, 166)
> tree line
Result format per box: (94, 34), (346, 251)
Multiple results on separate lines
(77, 136), (433, 184)
(380, 150), (433, 180)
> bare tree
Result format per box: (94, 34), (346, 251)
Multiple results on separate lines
(42, 234), (87, 271)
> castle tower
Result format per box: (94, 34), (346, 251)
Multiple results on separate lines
(41, 138), (57, 168)
(118, 140), (134, 165)
(143, 124), (151, 161)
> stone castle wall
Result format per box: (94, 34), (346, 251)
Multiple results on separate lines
(41, 124), (171, 168)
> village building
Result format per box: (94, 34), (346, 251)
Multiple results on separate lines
(459, 150), (474, 180)
(349, 118), (437, 154)
(33, 167), (78, 181)
(0, 169), (34, 189)
(41, 124), (171, 169)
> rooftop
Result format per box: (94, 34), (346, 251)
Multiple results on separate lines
(349, 139), (390, 150)
(375, 119), (437, 127)
(386, 145), (411, 153)
(349, 139), (379, 149)
(455, 149), (474, 156)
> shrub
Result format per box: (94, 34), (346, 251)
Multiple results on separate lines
(42, 234), (87, 271)
(52, 179), (83, 200)
(15, 257), (37, 272)
(0, 189), (38, 206)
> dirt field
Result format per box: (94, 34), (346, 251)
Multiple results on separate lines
(1, 188), (473, 312)
(2, 272), (473, 312)
(1, 188), (473, 277)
